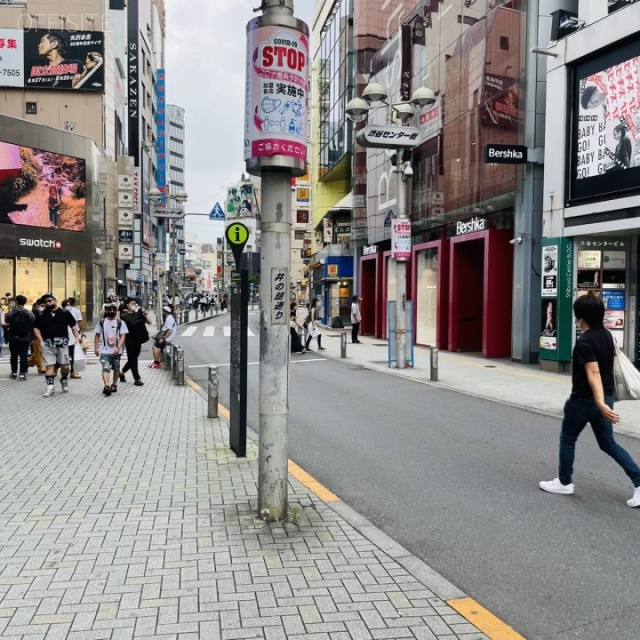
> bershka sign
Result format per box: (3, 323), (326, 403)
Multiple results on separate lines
(19, 238), (63, 249)
(456, 217), (487, 235)
(484, 144), (528, 164)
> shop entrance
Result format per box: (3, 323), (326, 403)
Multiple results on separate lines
(360, 255), (378, 336)
(451, 239), (484, 351)
(449, 229), (513, 357)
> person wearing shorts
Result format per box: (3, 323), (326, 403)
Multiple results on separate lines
(149, 305), (177, 369)
(94, 303), (128, 397)
(33, 293), (80, 397)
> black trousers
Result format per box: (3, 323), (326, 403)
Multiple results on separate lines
(122, 340), (142, 380)
(351, 322), (360, 343)
(9, 339), (29, 374)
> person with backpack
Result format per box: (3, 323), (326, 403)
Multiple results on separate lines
(119, 297), (152, 386)
(94, 302), (128, 397)
(3, 295), (35, 380)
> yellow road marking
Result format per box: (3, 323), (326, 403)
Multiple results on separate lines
(288, 461), (340, 502)
(447, 598), (527, 640)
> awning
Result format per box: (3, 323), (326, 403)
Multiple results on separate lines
(328, 191), (353, 212)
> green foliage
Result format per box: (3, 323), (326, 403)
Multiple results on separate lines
(71, 180), (86, 199)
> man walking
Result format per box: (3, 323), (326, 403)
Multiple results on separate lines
(120, 297), (151, 386)
(540, 295), (640, 507)
(33, 293), (80, 397)
(94, 302), (128, 397)
(351, 295), (362, 344)
(65, 297), (83, 379)
(149, 305), (177, 369)
(3, 295), (35, 380)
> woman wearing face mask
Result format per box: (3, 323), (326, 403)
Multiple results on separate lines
(119, 297), (152, 386)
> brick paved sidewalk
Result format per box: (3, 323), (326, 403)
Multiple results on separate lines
(0, 362), (491, 640)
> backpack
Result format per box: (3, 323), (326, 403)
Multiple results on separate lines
(99, 318), (122, 348)
(9, 310), (32, 340)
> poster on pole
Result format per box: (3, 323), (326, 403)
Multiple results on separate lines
(392, 218), (411, 261)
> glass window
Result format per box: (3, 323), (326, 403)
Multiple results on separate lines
(16, 258), (48, 308)
(51, 262), (66, 302)
(416, 248), (439, 345)
(0, 258), (14, 300)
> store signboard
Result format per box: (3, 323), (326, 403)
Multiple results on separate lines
(542, 245), (558, 297)
(392, 218), (411, 261)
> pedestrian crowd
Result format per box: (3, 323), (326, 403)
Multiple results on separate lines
(0, 292), (176, 398)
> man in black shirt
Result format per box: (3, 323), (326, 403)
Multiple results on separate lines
(33, 293), (80, 397)
(540, 295), (640, 507)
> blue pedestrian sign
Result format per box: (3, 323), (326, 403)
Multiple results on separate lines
(209, 202), (225, 221)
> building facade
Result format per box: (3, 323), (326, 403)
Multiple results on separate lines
(542, 0), (640, 368)
(311, 0), (557, 361)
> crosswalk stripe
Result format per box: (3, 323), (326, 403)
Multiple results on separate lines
(223, 326), (231, 337)
(181, 326), (198, 337)
(203, 326), (215, 337)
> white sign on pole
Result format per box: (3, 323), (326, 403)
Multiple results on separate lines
(118, 209), (134, 226)
(118, 192), (134, 207)
(118, 174), (134, 190)
(118, 244), (134, 261)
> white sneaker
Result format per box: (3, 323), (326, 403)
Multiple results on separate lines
(43, 385), (55, 398)
(539, 478), (574, 495)
(627, 487), (640, 508)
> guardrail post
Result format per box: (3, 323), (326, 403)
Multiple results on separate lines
(207, 366), (219, 418)
(340, 330), (347, 358)
(430, 346), (438, 382)
(176, 348), (185, 386)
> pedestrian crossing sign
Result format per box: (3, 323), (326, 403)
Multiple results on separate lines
(209, 202), (225, 221)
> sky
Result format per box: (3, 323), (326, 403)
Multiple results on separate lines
(165, 1), (316, 243)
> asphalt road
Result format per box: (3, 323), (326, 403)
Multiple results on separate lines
(178, 312), (640, 640)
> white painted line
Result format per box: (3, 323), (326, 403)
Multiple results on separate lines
(203, 326), (215, 337)
(181, 326), (197, 337)
(187, 361), (260, 369)
(223, 326), (231, 337)
(247, 327), (255, 336)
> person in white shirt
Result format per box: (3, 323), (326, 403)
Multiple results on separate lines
(149, 305), (177, 369)
(64, 297), (83, 378)
(94, 302), (128, 397)
(350, 295), (362, 344)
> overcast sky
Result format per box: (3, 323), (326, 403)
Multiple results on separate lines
(165, 1), (315, 242)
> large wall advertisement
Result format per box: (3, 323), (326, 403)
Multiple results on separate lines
(570, 38), (640, 203)
(0, 141), (86, 231)
(0, 29), (104, 91)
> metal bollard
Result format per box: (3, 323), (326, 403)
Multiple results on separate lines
(160, 344), (166, 366)
(430, 346), (438, 382)
(195, 309), (199, 320)
(164, 343), (172, 370)
(207, 366), (219, 418)
(340, 330), (347, 358)
(176, 348), (185, 386)
(172, 346), (178, 379)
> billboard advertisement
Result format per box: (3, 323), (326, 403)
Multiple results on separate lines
(0, 29), (104, 91)
(0, 142), (86, 231)
(570, 39), (640, 202)
(482, 73), (520, 129)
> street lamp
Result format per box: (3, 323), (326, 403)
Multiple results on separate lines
(346, 80), (435, 369)
(149, 188), (188, 323)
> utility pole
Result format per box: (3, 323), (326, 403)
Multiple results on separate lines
(395, 157), (407, 369)
(245, 0), (309, 521)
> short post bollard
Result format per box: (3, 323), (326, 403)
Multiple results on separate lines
(340, 330), (347, 358)
(160, 344), (166, 366)
(430, 346), (438, 382)
(207, 366), (219, 418)
(164, 343), (172, 370)
(195, 309), (199, 320)
(172, 346), (178, 379)
(176, 348), (185, 386)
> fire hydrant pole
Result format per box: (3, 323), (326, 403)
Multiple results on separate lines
(396, 151), (407, 369)
(245, 0), (309, 521)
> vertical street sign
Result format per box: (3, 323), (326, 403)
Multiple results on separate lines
(229, 269), (248, 457)
(226, 221), (250, 457)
